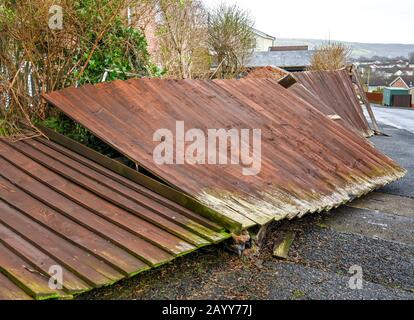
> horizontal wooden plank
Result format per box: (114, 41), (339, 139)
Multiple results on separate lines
(18, 139), (211, 247)
(0, 198), (123, 288)
(27, 138), (226, 243)
(0, 272), (33, 300)
(0, 141), (196, 257)
(0, 243), (64, 300)
(0, 155), (172, 267)
(0, 133), (230, 300)
(0, 167), (152, 276)
(36, 136), (226, 234)
(0, 222), (91, 294)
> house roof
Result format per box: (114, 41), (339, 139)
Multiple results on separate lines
(246, 50), (314, 69)
(369, 77), (390, 87)
(44, 78), (405, 230)
(270, 45), (309, 52)
(376, 66), (400, 74)
(252, 28), (276, 40)
(390, 76), (414, 88)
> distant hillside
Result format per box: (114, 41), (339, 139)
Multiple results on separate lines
(275, 38), (414, 59)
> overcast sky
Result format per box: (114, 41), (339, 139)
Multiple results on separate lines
(202, 0), (414, 44)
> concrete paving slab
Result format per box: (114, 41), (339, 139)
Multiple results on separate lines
(320, 206), (414, 246)
(348, 192), (414, 219)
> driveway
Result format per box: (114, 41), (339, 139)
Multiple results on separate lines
(369, 105), (414, 134)
(78, 110), (414, 300)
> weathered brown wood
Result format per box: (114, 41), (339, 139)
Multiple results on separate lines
(0, 223), (91, 294)
(38, 126), (240, 234)
(0, 243), (64, 300)
(351, 67), (381, 133)
(0, 134), (230, 300)
(293, 69), (375, 137)
(0, 155), (173, 267)
(0, 198), (124, 287)
(22, 139), (219, 245)
(43, 77), (404, 229)
(0, 272), (33, 300)
(35, 134), (226, 234)
(273, 231), (296, 260)
(278, 74), (297, 89)
(0, 141), (197, 257)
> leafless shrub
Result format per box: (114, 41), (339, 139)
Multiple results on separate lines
(207, 3), (255, 79)
(310, 42), (352, 71)
(128, 0), (157, 29)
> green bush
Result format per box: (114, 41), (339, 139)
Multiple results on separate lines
(75, 18), (159, 84)
(40, 4), (162, 155)
(40, 116), (123, 158)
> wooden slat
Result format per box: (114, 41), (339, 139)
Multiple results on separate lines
(56, 83), (256, 228)
(36, 136), (225, 233)
(0, 222), (91, 294)
(0, 243), (64, 300)
(293, 70), (374, 137)
(0, 199), (123, 288)
(0, 272), (33, 300)
(27, 138), (225, 243)
(0, 141), (196, 257)
(17, 139), (212, 247)
(351, 67), (380, 133)
(0, 158), (172, 267)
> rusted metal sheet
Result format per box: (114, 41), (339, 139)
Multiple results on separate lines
(0, 135), (229, 300)
(292, 69), (374, 137)
(43, 78), (406, 231)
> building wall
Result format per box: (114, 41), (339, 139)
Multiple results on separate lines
(411, 88), (414, 107)
(143, 19), (159, 57)
(254, 36), (274, 52)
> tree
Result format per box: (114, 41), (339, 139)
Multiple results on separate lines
(156, 0), (210, 79)
(310, 42), (352, 71)
(207, 3), (255, 78)
(0, 0), (156, 136)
